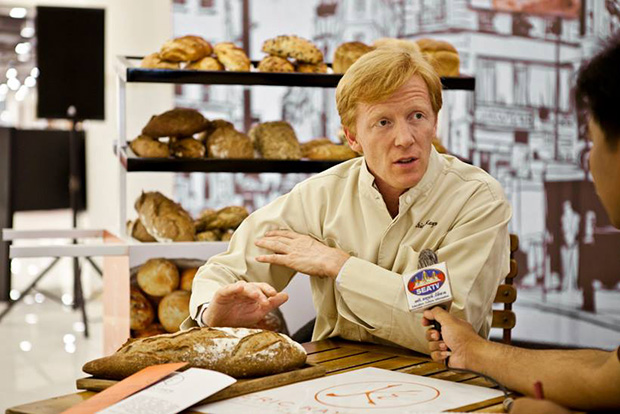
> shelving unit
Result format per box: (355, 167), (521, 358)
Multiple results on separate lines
(115, 55), (476, 234)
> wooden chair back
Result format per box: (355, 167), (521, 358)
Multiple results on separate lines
(491, 234), (519, 344)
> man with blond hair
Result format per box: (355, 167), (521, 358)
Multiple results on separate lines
(184, 47), (511, 353)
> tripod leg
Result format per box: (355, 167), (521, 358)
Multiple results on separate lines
(73, 258), (89, 338)
(0, 257), (61, 322)
(84, 256), (102, 277)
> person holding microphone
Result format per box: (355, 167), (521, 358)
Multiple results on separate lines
(423, 32), (620, 413)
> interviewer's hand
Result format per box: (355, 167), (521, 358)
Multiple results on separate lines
(422, 307), (483, 369)
(509, 398), (572, 414)
(254, 230), (350, 279)
(203, 280), (288, 328)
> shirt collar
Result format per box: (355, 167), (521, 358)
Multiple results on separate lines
(360, 146), (443, 196)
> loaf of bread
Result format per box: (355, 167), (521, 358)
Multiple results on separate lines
(295, 61), (328, 73)
(257, 55), (295, 73)
(180, 268), (199, 291)
(133, 323), (167, 339)
(135, 192), (196, 242)
(158, 290), (191, 333)
(214, 42), (251, 72)
(160, 35), (212, 62)
(142, 108), (208, 138)
(249, 121), (302, 160)
(140, 53), (180, 70)
(195, 206), (249, 232)
(186, 56), (224, 71)
(169, 137), (206, 158)
(206, 126), (254, 159)
(373, 37), (421, 55)
(127, 219), (157, 243)
(220, 229), (234, 242)
(262, 35), (323, 64)
(416, 38), (460, 77)
(305, 143), (359, 161)
(130, 135), (170, 158)
(333, 42), (374, 73)
(136, 258), (180, 297)
(130, 288), (155, 331)
(196, 230), (221, 241)
(83, 327), (307, 380)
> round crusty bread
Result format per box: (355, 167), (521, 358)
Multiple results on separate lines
(416, 38), (460, 77)
(136, 258), (180, 297)
(262, 35), (323, 64)
(142, 108), (208, 138)
(180, 268), (199, 291)
(206, 127), (254, 159)
(158, 290), (191, 333)
(213, 42), (251, 72)
(140, 53), (180, 70)
(129, 288), (155, 331)
(186, 56), (224, 71)
(130, 135), (170, 158)
(196, 230), (221, 242)
(332, 41), (374, 73)
(248, 121), (302, 160)
(82, 327), (308, 380)
(257, 55), (295, 73)
(169, 137), (206, 159)
(160, 35), (211, 62)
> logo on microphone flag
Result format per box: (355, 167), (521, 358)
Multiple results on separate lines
(407, 269), (446, 296)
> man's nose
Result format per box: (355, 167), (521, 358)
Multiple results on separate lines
(394, 122), (415, 147)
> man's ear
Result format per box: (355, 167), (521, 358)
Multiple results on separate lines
(344, 127), (363, 154)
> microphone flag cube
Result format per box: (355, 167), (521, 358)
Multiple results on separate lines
(402, 262), (452, 312)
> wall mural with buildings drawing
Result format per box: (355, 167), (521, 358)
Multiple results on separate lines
(171, 0), (620, 345)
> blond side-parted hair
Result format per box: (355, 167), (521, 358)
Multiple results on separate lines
(336, 47), (443, 134)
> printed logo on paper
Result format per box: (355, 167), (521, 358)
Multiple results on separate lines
(407, 269), (445, 296)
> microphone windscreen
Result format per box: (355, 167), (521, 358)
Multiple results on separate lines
(417, 249), (438, 269)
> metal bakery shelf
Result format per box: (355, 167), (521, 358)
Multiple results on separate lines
(115, 56), (476, 90)
(118, 146), (342, 173)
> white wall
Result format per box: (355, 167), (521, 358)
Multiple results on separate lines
(14, 0), (175, 234)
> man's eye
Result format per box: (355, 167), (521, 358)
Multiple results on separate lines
(377, 119), (390, 127)
(413, 112), (424, 120)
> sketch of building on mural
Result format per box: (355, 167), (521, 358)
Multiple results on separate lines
(170, 0), (620, 335)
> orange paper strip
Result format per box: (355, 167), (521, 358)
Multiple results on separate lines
(62, 362), (188, 414)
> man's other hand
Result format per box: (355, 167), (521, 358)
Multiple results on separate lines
(254, 230), (350, 279)
(422, 307), (483, 369)
(510, 398), (573, 414)
(203, 281), (288, 328)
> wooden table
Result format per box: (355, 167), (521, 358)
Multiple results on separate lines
(7, 338), (510, 414)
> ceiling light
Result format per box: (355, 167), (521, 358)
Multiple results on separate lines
(10, 8), (27, 19)
(6, 68), (17, 78)
(19, 341), (32, 352)
(25, 76), (36, 87)
(15, 42), (31, 55)
(21, 26), (35, 38)
(7, 77), (20, 91)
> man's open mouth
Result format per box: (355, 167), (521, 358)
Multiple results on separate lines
(395, 157), (417, 164)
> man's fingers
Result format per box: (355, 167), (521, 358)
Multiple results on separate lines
(255, 238), (291, 254)
(217, 281), (245, 297)
(256, 254), (287, 266)
(267, 291), (288, 308)
(429, 307), (451, 324)
(428, 340), (446, 352)
(255, 282), (278, 297)
(264, 229), (297, 239)
(429, 350), (451, 362)
(425, 329), (440, 341)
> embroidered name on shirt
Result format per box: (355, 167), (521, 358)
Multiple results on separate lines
(416, 220), (438, 229)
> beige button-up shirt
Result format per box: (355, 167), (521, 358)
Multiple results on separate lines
(184, 147), (512, 353)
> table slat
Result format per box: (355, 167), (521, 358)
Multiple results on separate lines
(306, 347), (366, 363)
(320, 352), (395, 374)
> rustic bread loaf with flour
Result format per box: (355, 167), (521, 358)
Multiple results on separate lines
(82, 327), (307, 380)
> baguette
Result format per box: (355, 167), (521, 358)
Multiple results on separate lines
(83, 327), (307, 380)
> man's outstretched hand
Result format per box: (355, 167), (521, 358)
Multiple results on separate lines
(203, 280), (288, 328)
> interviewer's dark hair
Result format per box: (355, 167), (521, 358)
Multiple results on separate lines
(575, 32), (620, 148)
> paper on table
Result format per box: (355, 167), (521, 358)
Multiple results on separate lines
(98, 368), (236, 414)
(63, 362), (188, 414)
(194, 367), (504, 414)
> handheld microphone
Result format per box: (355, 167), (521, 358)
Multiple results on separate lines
(402, 249), (453, 335)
